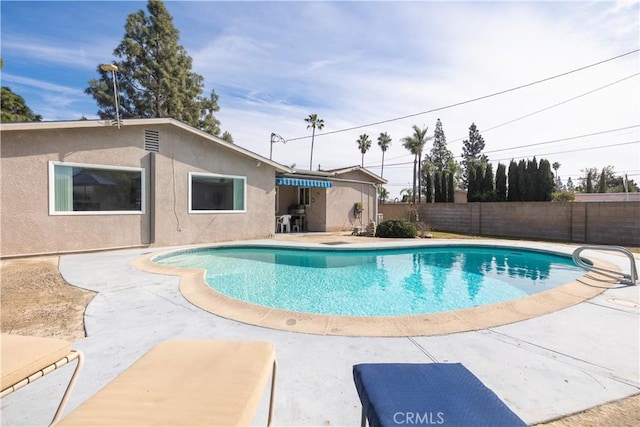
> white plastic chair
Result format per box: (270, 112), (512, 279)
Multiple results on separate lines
(277, 215), (291, 233)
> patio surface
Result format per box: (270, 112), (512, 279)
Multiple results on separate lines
(1, 235), (638, 426)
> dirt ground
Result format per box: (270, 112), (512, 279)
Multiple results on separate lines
(1, 257), (94, 341)
(1, 250), (638, 426)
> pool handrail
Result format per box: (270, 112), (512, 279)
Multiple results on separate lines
(572, 245), (638, 285)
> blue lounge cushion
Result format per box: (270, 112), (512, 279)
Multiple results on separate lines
(353, 363), (526, 427)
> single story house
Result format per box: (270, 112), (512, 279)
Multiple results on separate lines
(1, 119), (385, 257)
(275, 166), (386, 232)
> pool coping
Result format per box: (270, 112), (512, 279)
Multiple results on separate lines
(131, 239), (623, 337)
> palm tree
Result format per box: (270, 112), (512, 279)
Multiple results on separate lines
(305, 113), (324, 170)
(402, 125), (429, 203)
(377, 132), (392, 178)
(378, 186), (390, 204)
(356, 134), (372, 167)
(400, 188), (414, 203)
(552, 161), (561, 190)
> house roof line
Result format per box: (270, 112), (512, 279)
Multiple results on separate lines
(0, 118), (292, 173)
(328, 176), (383, 187)
(324, 165), (387, 184)
(286, 166), (387, 184)
(164, 119), (291, 172)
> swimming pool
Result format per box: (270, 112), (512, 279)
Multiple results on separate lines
(155, 245), (588, 317)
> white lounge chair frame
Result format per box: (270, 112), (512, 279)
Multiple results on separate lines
(1, 340), (84, 426)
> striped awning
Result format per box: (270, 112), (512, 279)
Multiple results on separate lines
(275, 177), (333, 188)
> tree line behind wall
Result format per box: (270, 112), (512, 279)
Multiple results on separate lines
(422, 157), (554, 203)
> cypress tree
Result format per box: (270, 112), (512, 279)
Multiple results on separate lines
(496, 163), (507, 201)
(434, 171), (442, 202)
(538, 159), (555, 201)
(468, 163), (485, 202)
(507, 160), (519, 202)
(517, 160), (527, 201)
(441, 171), (449, 202)
(598, 169), (607, 193)
(482, 163), (495, 198)
(586, 171), (594, 193)
(426, 172), (433, 203)
(447, 172), (455, 202)
(467, 164), (477, 202)
(526, 157), (538, 201)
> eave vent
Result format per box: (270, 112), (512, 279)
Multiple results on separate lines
(144, 130), (160, 152)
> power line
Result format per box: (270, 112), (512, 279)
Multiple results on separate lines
(364, 140), (639, 171)
(285, 48), (639, 142)
(483, 125), (640, 154)
(448, 73), (639, 144)
(491, 140), (639, 163)
(369, 73), (638, 164)
(364, 124), (640, 167)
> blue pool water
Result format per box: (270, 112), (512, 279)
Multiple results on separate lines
(155, 245), (587, 316)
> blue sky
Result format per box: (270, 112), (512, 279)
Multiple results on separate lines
(1, 0), (639, 198)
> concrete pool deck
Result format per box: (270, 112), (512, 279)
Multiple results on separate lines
(1, 236), (638, 426)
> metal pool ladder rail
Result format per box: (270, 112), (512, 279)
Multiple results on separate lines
(572, 245), (638, 285)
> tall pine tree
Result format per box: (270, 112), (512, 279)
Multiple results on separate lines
(85, 0), (228, 137)
(461, 123), (487, 189)
(1, 59), (42, 122)
(1, 87), (42, 122)
(427, 119), (453, 172)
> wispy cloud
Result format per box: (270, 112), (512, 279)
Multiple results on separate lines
(1, 72), (83, 96)
(2, 0), (638, 194)
(1, 38), (114, 69)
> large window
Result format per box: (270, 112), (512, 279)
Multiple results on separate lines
(49, 162), (144, 215)
(189, 172), (245, 213)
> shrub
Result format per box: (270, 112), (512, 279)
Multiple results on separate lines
(552, 191), (575, 202)
(375, 219), (417, 238)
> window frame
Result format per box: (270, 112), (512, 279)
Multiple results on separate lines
(299, 187), (311, 206)
(188, 172), (247, 214)
(48, 161), (145, 216)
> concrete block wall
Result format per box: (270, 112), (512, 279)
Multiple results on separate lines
(584, 202), (640, 245)
(378, 201), (640, 246)
(474, 203), (572, 241)
(570, 203), (587, 243)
